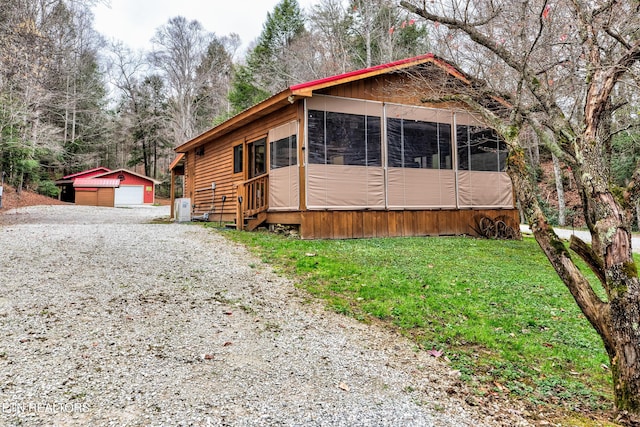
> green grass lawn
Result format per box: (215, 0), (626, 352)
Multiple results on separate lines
(218, 227), (613, 414)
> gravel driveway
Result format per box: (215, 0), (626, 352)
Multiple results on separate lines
(0, 205), (530, 426)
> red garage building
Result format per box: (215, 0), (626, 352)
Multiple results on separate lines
(56, 168), (160, 206)
(55, 167), (111, 203)
(92, 169), (160, 205)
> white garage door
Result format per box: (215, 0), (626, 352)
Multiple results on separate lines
(115, 185), (144, 205)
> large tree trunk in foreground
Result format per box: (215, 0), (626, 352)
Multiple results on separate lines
(508, 146), (640, 423)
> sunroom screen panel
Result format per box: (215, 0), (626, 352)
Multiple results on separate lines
(306, 164), (384, 209)
(457, 171), (513, 208)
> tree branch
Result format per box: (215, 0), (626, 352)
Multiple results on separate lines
(604, 26), (632, 50)
(506, 148), (613, 351)
(400, 0), (576, 150)
(400, 1), (525, 75)
(569, 235), (606, 285)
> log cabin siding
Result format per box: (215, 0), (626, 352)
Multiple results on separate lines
(185, 104), (299, 218)
(318, 71), (462, 109)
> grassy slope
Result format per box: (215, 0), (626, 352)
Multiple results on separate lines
(221, 228), (613, 415)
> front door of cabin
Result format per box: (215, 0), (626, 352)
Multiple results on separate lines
(247, 137), (266, 179)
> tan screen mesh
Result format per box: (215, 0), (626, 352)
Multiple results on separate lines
(269, 166), (299, 210)
(307, 164), (385, 209)
(387, 168), (457, 209)
(457, 171), (513, 208)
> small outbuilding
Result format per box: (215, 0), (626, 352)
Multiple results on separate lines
(91, 169), (160, 206)
(73, 178), (120, 207)
(56, 167), (160, 206)
(55, 167), (111, 203)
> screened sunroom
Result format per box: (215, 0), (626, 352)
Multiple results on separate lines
(277, 94), (512, 212)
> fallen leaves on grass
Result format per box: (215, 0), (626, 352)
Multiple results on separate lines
(427, 349), (443, 358)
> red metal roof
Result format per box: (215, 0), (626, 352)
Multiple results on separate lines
(92, 168), (161, 185)
(289, 53), (469, 94)
(61, 167), (111, 180)
(73, 178), (120, 188)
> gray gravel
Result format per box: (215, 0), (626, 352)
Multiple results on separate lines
(0, 205), (531, 426)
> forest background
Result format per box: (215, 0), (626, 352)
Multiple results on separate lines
(0, 0), (431, 198)
(0, 0), (637, 226)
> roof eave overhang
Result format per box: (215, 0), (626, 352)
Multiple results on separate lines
(175, 90), (294, 153)
(169, 153), (185, 172)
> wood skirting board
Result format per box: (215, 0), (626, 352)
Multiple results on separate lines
(263, 208), (520, 240)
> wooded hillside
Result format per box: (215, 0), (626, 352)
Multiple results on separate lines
(0, 0), (430, 198)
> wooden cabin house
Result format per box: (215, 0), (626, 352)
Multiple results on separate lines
(170, 54), (518, 239)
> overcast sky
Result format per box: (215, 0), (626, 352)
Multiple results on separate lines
(92, 0), (321, 55)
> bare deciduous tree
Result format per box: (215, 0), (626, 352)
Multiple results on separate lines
(401, 0), (640, 420)
(149, 16), (213, 144)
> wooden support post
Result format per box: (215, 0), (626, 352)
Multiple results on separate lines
(170, 170), (176, 219)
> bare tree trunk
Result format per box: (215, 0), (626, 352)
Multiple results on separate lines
(64, 74), (69, 144)
(508, 141), (640, 423)
(71, 75), (77, 146)
(552, 152), (566, 226)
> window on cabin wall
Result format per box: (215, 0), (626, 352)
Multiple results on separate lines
(387, 118), (452, 169)
(270, 134), (297, 169)
(233, 144), (243, 174)
(456, 126), (508, 172)
(307, 110), (381, 166)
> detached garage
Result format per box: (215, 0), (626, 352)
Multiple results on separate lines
(73, 178), (120, 207)
(91, 169), (160, 206)
(55, 167), (112, 203)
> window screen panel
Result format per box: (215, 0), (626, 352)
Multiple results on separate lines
(498, 139), (508, 171)
(366, 116), (381, 167)
(308, 109), (381, 167)
(308, 110), (325, 164)
(439, 123), (452, 170)
(387, 118), (403, 168)
(456, 125), (470, 171)
(270, 135), (297, 169)
(325, 111), (364, 165)
(387, 118), (450, 169)
(456, 125), (506, 172)
(403, 120), (437, 169)
(469, 127), (498, 172)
